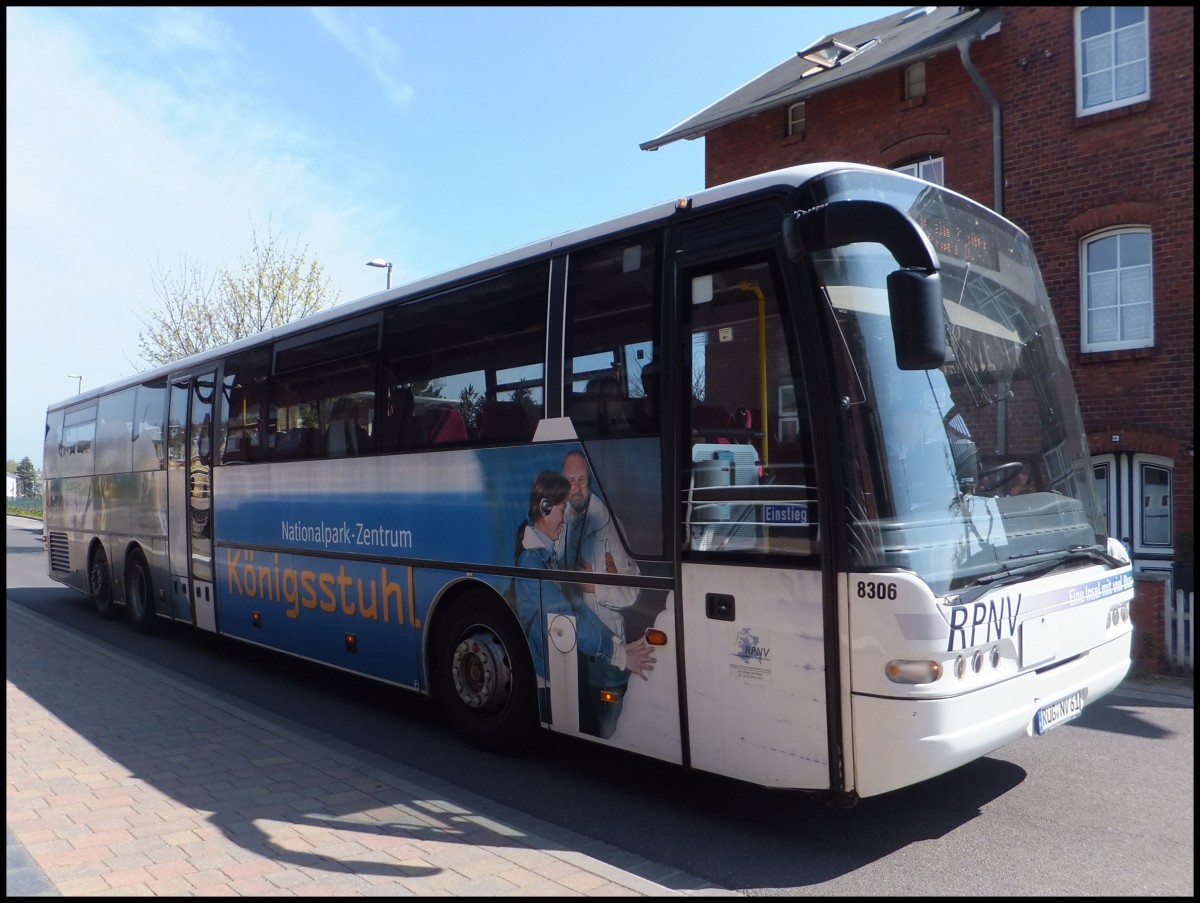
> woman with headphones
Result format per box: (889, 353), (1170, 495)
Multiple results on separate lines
(514, 470), (655, 725)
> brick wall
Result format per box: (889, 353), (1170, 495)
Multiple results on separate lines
(703, 5), (1194, 552)
(1132, 575), (1170, 675)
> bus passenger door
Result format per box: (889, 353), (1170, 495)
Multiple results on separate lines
(676, 257), (830, 790)
(167, 370), (218, 631)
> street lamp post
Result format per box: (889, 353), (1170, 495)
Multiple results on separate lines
(67, 374), (83, 395)
(366, 258), (393, 290)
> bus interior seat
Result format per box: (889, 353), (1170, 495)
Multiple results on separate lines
(277, 426), (320, 460)
(587, 375), (631, 436)
(427, 405), (469, 444)
(223, 430), (251, 463)
(476, 400), (532, 443)
(692, 403), (733, 442)
(326, 418), (359, 457)
(380, 386), (417, 450)
(326, 397), (368, 457)
(567, 389), (595, 435)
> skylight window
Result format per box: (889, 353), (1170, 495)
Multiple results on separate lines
(799, 39), (857, 69)
(901, 7), (936, 24)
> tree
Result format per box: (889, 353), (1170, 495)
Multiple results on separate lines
(135, 216), (339, 368)
(458, 383), (485, 435)
(15, 457), (40, 498)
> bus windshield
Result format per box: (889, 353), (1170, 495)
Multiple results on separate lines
(814, 178), (1107, 597)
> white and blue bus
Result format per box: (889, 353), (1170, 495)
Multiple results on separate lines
(43, 163), (1133, 803)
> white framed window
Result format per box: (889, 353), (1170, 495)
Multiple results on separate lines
(1081, 227), (1153, 352)
(787, 102), (806, 138)
(1093, 451), (1176, 564)
(1135, 456), (1173, 552)
(904, 61), (926, 100)
(1075, 6), (1149, 116)
(1132, 458), (1171, 549)
(894, 154), (943, 186)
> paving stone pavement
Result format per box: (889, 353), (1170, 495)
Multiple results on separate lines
(6, 600), (736, 897)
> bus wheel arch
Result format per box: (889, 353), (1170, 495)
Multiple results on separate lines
(428, 585), (538, 755)
(124, 546), (160, 634)
(88, 540), (119, 620)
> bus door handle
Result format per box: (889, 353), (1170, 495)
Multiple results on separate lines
(706, 592), (735, 621)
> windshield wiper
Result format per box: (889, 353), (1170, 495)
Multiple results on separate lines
(955, 545), (1123, 602)
(1065, 543), (1124, 568)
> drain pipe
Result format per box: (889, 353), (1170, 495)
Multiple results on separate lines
(958, 37), (1003, 215)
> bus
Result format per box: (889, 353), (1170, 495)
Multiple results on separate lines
(42, 163), (1133, 803)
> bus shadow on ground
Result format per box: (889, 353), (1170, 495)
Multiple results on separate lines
(534, 724), (1027, 890)
(4, 602), (548, 885)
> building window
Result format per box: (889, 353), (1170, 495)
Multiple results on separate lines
(1092, 456), (1114, 536)
(787, 102), (806, 138)
(904, 61), (926, 100)
(894, 154), (943, 186)
(1081, 227), (1153, 352)
(1076, 6), (1149, 116)
(1138, 460), (1172, 549)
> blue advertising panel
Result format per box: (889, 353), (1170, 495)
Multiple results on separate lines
(209, 442), (667, 712)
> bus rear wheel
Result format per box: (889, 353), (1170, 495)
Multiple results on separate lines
(434, 595), (537, 755)
(89, 545), (118, 620)
(126, 551), (159, 634)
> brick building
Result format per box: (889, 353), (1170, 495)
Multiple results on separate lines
(643, 6), (1194, 601)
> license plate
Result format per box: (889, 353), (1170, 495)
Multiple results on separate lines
(1034, 690), (1085, 734)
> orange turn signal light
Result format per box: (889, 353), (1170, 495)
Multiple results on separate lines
(644, 628), (668, 646)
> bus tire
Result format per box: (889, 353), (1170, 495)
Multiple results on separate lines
(126, 550), (160, 634)
(89, 545), (119, 620)
(433, 594), (537, 756)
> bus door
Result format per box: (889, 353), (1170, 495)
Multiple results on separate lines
(167, 370), (218, 631)
(675, 255), (830, 790)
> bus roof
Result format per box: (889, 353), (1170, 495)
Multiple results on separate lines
(47, 161), (904, 410)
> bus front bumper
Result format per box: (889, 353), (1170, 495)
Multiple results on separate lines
(849, 632), (1131, 798)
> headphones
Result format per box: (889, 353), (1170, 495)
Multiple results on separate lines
(539, 498), (554, 517)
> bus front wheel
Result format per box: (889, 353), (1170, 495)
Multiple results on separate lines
(89, 545), (118, 620)
(434, 595), (537, 755)
(126, 551), (159, 634)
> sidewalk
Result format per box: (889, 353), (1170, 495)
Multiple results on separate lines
(6, 601), (733, 897)
(7, 594), (1191, 899)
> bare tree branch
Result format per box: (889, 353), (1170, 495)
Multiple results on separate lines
(133, 215), (339, 369)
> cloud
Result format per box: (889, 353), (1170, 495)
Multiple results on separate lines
(309, 6), (415, 108)
(5, 8), (405, 463)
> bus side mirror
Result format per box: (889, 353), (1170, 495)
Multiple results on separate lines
(785, 199), (947, 371)
(887, 268), (946, 370)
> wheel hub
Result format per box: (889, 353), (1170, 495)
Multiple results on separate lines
(451, 630), (512, 711)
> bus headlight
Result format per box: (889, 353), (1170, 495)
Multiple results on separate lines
(885, 659), (942, 684)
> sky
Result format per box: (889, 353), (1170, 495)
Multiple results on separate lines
(6, 5), (905, 467)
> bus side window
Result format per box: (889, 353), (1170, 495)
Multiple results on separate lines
(95, 387), (136, 476)
(380, 262), (548, 448)
(564, 235), (661, 441)
(222, 345), (271, 465)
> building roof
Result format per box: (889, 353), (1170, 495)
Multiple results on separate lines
(641, 6), (1003, 151)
